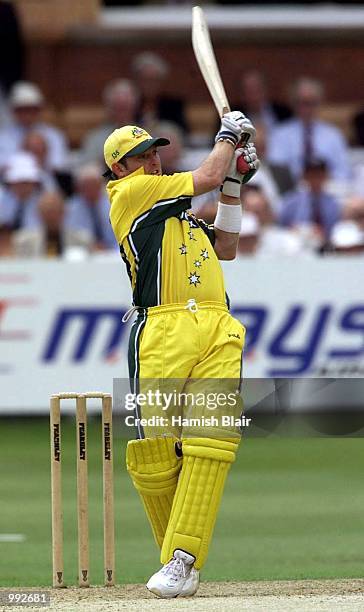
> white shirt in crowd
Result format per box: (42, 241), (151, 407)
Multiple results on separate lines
(0, 122), (69, 171)
(267, 118), (350, 182)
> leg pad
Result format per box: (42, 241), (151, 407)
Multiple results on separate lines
(161, 437), (239, 569)
(127, 436), (182, 549)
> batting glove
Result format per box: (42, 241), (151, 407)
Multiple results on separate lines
(239, 117), (256, 145)
(221, 144), (260, 197)
(239, 142), (260, 184)
(215, 111), (245, 147)
(225, 111), (256, 144)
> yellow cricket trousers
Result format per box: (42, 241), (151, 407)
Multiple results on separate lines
(127, 300), (245, 439)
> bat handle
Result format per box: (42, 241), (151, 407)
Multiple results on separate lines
(239, 133), (250, 146)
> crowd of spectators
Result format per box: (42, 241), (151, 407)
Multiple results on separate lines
(1, 51), (364, 259)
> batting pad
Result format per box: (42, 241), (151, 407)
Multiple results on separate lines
(126, 436), (182, 549)
(161, 437), (239, 569)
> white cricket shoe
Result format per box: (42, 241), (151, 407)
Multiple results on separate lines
(146, 549), (198, 598)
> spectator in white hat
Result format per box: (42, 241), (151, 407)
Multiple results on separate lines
(0, 81), (69, 172)
(0, 152), (43, 231)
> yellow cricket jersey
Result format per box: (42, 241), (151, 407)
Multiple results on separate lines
(107, 167), (227, 307)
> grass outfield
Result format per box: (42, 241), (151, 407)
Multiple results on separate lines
(0, 418), (363, 587)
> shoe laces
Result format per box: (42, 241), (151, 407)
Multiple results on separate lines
(162, 558), (187, 581)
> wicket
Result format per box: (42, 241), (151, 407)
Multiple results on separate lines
(50, 392), (115, 588)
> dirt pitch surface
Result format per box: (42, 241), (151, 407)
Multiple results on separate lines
(1, 579), (364, 611)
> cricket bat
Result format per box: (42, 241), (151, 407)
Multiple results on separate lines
(192, 5), (230, 118)
(192, 5), (255, 162)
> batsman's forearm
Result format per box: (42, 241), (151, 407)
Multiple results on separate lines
(203, 140), (236, 184)
(192, 140), (235, 195)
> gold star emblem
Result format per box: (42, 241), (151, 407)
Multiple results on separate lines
(194, 259), (202, 268)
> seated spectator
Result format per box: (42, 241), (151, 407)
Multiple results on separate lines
(66, 164), (117, 251)
(13, 192), (92, 258)
(279, 160), (342, 250)
(267, 77), (350, 183)
(81, 79), (138, 165)
(132, 52), (187, 134)
(329, 220), (364, 255)
(23, 131), (74, 196)
(234, 70), (291, 133)
(0, 152), (43, 231)
(0, 81), (69, 172)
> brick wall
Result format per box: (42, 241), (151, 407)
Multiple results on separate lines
(26, 41), (364, 108)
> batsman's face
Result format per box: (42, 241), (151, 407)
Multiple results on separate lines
(124, 145), (162, 176)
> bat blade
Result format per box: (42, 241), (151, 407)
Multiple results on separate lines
(192, 6), (230, 118)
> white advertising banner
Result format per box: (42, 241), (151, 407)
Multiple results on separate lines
(0, 258), (363, 412)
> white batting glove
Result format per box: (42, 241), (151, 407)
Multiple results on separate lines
(239, 142), (260, 184)
(239, 117), (256, 144)
(226, 110), (246, 123)
(221, 144), (260, 197)
(225, 111), (256, 144)
(215, 111), (244, 147)
(215, 110), (256, 149)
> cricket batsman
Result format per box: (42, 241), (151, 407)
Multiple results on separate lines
(103, 112), (259, 598)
